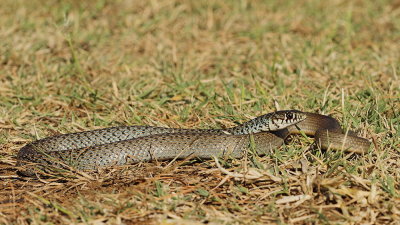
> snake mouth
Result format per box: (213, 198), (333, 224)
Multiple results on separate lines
(269, 110), (307, 130)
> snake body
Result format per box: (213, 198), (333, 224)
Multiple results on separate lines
(17, 111), (370, 173)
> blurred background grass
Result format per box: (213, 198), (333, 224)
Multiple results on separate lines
(0, 0), (399, 224)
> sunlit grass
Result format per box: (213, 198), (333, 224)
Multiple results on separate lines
(0, 0), (399, 224)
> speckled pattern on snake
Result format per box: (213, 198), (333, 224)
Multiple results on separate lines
(16, 110), (370, 174)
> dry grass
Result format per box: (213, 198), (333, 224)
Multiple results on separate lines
(1, 0), (399, 224)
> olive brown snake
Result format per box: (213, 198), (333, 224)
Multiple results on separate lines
(16, 110), (371, 175)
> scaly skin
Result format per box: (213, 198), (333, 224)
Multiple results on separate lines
(16, 110), (370, 174)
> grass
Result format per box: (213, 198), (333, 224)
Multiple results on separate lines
(0, 0), (399, 224)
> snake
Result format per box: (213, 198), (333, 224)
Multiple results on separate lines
(16, 110), (370, 175)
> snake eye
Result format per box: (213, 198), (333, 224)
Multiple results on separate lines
(286, 112), (293, 121)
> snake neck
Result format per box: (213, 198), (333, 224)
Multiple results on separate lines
(223, 110), (306, 135)
(224, 114), (274, 135)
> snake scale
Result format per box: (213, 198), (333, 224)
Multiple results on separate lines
(17, 110), (370, 174)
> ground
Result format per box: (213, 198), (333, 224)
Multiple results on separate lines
(0, 0), (399, 224)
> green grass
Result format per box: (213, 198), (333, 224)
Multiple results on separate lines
(1, 0), (399, 224)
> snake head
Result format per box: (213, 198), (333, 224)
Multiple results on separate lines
(268, 110), (306, 130)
